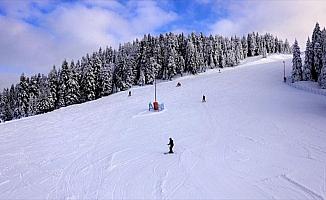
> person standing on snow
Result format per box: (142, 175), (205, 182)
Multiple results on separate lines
(167, 138), (174, 153)
(202, 95), (206, 102)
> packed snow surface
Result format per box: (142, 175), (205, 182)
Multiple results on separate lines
(1, 54), (326, 199)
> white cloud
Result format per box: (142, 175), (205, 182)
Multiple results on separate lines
(0, 1), (177, 78)
(209, 0), (326, 48)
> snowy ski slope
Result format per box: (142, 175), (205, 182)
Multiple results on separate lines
(1, 54), (326, 199)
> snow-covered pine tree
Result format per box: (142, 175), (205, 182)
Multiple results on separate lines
(17, 73), (30, 117)
(0, 84), (18, 121)
(318, 53), (326, 88)
(82, 59), (96, 101)
(99, 62), (113, 96)
(91, 52), (102, 98)
(0, 88), (13, 121)
(57, 60), (69, 107)
(255, 34), (262, 55)
(28, 74), (41, 116)
(65, 61), (80, 106)
(37, 74), (53, 114)
(186, 39), (197, 74)
(138, 69), (145, 86)
(148, 57), (160, 83)
(302, 38), (313, 81)
(225, 38), (236, 67)
(312, 22), (322, 45)
(219, 52), (226, 68)
(262, 47), (267, 58)
(291, 40), (303, 82)
(138, 44), (150, 84)
(167, 54), (177, 80)
(13, 84), (21, 119)
(196, 36), (206, 73)
(284, 39), (291, 54)
(0, 92), (4, 122)
(313, 42), (323, 81)
(177, 56), (185, 75)
(114, 46), (130, 90)
(212, 36), (221, 67)
(321, 28), (326, 54)
(124, 45), (137, 86)
(48, 66), (59, 109)
(247, 33), (256, 57)
(8, 84), (17, 120)
(241, 36), (248, 59)
(234, 36), (243, 64)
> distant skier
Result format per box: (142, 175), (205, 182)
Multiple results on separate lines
(167, 138), (174, 153)
(128, 91), (132, 96)
(176, 82), (181, 87)
(202, 95), (206, 102)
(149, 102), (153, 111)
(218, 69), (221, 73)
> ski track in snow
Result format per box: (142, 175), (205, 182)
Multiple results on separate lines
(281, 175), (324, 200)
(1, 54), (326, 199)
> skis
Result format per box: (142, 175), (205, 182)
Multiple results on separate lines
(164, 152), (174, 155)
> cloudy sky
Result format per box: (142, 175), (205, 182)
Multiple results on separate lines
(0, 0), (326, 88)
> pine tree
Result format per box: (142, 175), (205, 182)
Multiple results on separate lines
(37, 74), (53, 114)
(99, 62), (113, 96)
(291, 40), (303, 82)
(302, 38), (313, 81)
(28, 74), (41, 116)
(313, 42), (323, 81)
(82, 61), (96, 101)
(48, 66), (59, 109)
(65, 61), (80, 106)
(241, 36), (248, 59)
(0, 92), (4, 122)
(17, 74), (30, 117)
(186, 40), (197, 74)
(321, 28), (326, 54)
(247, 33), (256, 56)
(262, 47), (267, 58)
(138, 69), (145, 86)
(147, 57), (160, 83)
(91, 52), (102, 98)
(57, 60), (69, 107)
(312, 22), (322, 45)
(284, 39), (291, 53)
(0, 88), (13, 121)
(318, 53), (326, 88)
(167, 55), (177, 80)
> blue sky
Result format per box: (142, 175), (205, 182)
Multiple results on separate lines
(0, 0), (326, 88)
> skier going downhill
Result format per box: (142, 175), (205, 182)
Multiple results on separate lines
(202, 95), (206, 102)
(167, 138), (174, 153)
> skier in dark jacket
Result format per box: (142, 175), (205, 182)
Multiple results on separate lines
(202, 95), (206, 102)
(167, 138), (174, 153)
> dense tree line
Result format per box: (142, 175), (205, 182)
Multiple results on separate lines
(0, 32), (291, 122)
(292, 22), (326, 88)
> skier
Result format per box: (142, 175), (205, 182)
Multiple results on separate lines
(202, 95), (206, 102)
(149, 102), (153, 111)
(218, 69), (221, 73)
(167, 138), (174, 153)
(128, 91), (132, 96)
(176, 82), (181, 87)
